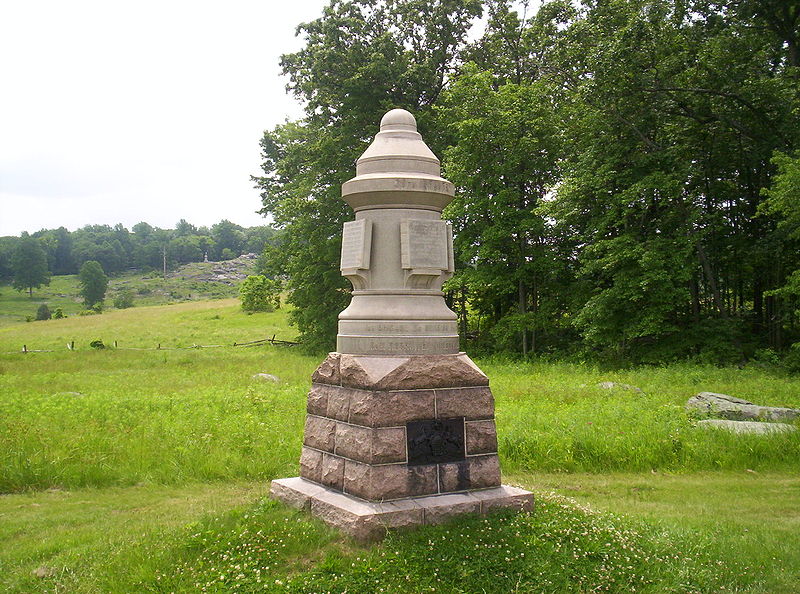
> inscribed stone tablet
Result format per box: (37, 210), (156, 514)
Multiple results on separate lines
(400, 219), (448, 270)
(341, 220), (372, 270)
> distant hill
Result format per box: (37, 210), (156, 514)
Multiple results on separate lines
(0, 254), (258, 327)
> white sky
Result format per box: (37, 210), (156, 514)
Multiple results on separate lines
(0, 0), (330, 236)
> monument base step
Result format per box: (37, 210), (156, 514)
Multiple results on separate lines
(270, 476), (534, 542)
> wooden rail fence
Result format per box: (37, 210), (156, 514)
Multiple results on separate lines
(9, 334), (299, 355)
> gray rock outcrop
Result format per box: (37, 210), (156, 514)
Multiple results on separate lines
(697, 419), (797, 434)
(686, 392), (800, 422)
(253, 373), (279, 383)
(596, 381), (643, 393)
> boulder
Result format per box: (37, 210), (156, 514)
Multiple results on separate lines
(686, 392), (800, 422)
(253, 373), (279, 383)
(697, 419), (797, 435)
(596, 381), (643, 394)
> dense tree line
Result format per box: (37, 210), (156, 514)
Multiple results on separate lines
(0, 220), (278, 285)
(256, 0), (800, 364)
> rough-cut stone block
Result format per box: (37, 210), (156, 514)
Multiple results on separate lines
(372, 427), (407, 463)
(436, 387), (494, 420)
(344, 460), (438, 500)
(349, 389), (435, 427)
(303, 415), (336, 452)
(271, 477), (534, 542)
(326, 388), (351, 421)
(306, 384), (332, 416)
(339, 354), (489, 390)
(466, 420), (498, 454)
(334, 422), (373, 461)
(340, 355), (409, 390)
(312, 353), (341, 386)
(270, 477), (327, 511)
(321, 453), (345, 490)
(470, 485), (534, 514)
(299, 447), (323, 483)
(376, 354), (489, 390)
(439, 455), (501, 492)
(419, 492), (480, 525)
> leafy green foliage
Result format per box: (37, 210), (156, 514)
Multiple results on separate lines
(78, 261), (108, 308)
(35, 304), (51, 321)
(239, 275), (280, 313)
(113, 291), (135, 309)
(11, 233), (50, 297)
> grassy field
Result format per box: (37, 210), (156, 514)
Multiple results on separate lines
(0, 259), (253, 328)
(1, 300), (799, 592)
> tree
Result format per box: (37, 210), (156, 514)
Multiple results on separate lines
(438, 64), (564, 355)
(12, 233), (50, 296)
(239, 275), (281, 312)
(211, 220), (244, 260)
(35, 304), (51, 321)
(78, 261), (108, 308)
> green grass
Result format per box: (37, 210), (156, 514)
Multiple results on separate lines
(1, 299), (799, 591)
(0, 260), (252, 327)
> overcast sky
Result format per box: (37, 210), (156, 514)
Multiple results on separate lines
(0, 0), (330, 236)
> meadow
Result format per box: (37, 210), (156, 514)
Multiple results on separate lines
(1, 299), (799, 592)
(0, 260), (248, 328)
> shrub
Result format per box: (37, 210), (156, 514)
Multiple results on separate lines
(89, 339), (105, 349)
(52, 307), (65, 319)
(35, 304), (51, 321)
(239, 275), (280, 313)
(79, 261), (108, 308)
(113, 291), (135, 309)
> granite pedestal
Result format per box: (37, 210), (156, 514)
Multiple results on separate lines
(271, 352), (533, 541)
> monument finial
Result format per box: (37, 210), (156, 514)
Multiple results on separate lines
(380, 108), (417, 131)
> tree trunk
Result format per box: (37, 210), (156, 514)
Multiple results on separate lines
(519, 279), (528, 356)
(697, 240), (725, 317)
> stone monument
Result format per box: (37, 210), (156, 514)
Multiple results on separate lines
(271, 108), (533, 541)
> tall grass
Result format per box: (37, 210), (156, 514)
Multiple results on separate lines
(1, 301), (799, 494)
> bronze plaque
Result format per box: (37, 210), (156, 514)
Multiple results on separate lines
(406, 417), (465, 465)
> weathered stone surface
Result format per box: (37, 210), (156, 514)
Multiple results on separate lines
(596, 381), (642, 393)
(334, 422), (373, 461)
(470, 485), (534, 514)
(340, 355), (409, 390)
(326, 387), (351, 421)
(439, 455), (501, 492)
(312, 353), (341, 386)
(252, 373), (279, 382)
(271, 477), (534, 542)
(344, 460), (438, 500)
(270, 476), (326, 510)
(339, 353), (489, 390)
(419, 493), (480, 525)
(376, 354), (489, 390)
(687, 392), (800, 422)
(465, 420), (498, 455)
(306, 384), (332, 416)
(697, 419), (797, 434)
(303, 415), (336, 452)
(436, 386), (495, 420)
(299, 447), (323, 483)
(372, 427), (407, 463)
(349, 388), (435, 427)
(321, 453), (345, 490)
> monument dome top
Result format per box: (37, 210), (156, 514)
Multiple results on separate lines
(380, 108), (417, 131)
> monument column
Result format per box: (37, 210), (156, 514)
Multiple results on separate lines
(271, 109), (533, 541)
